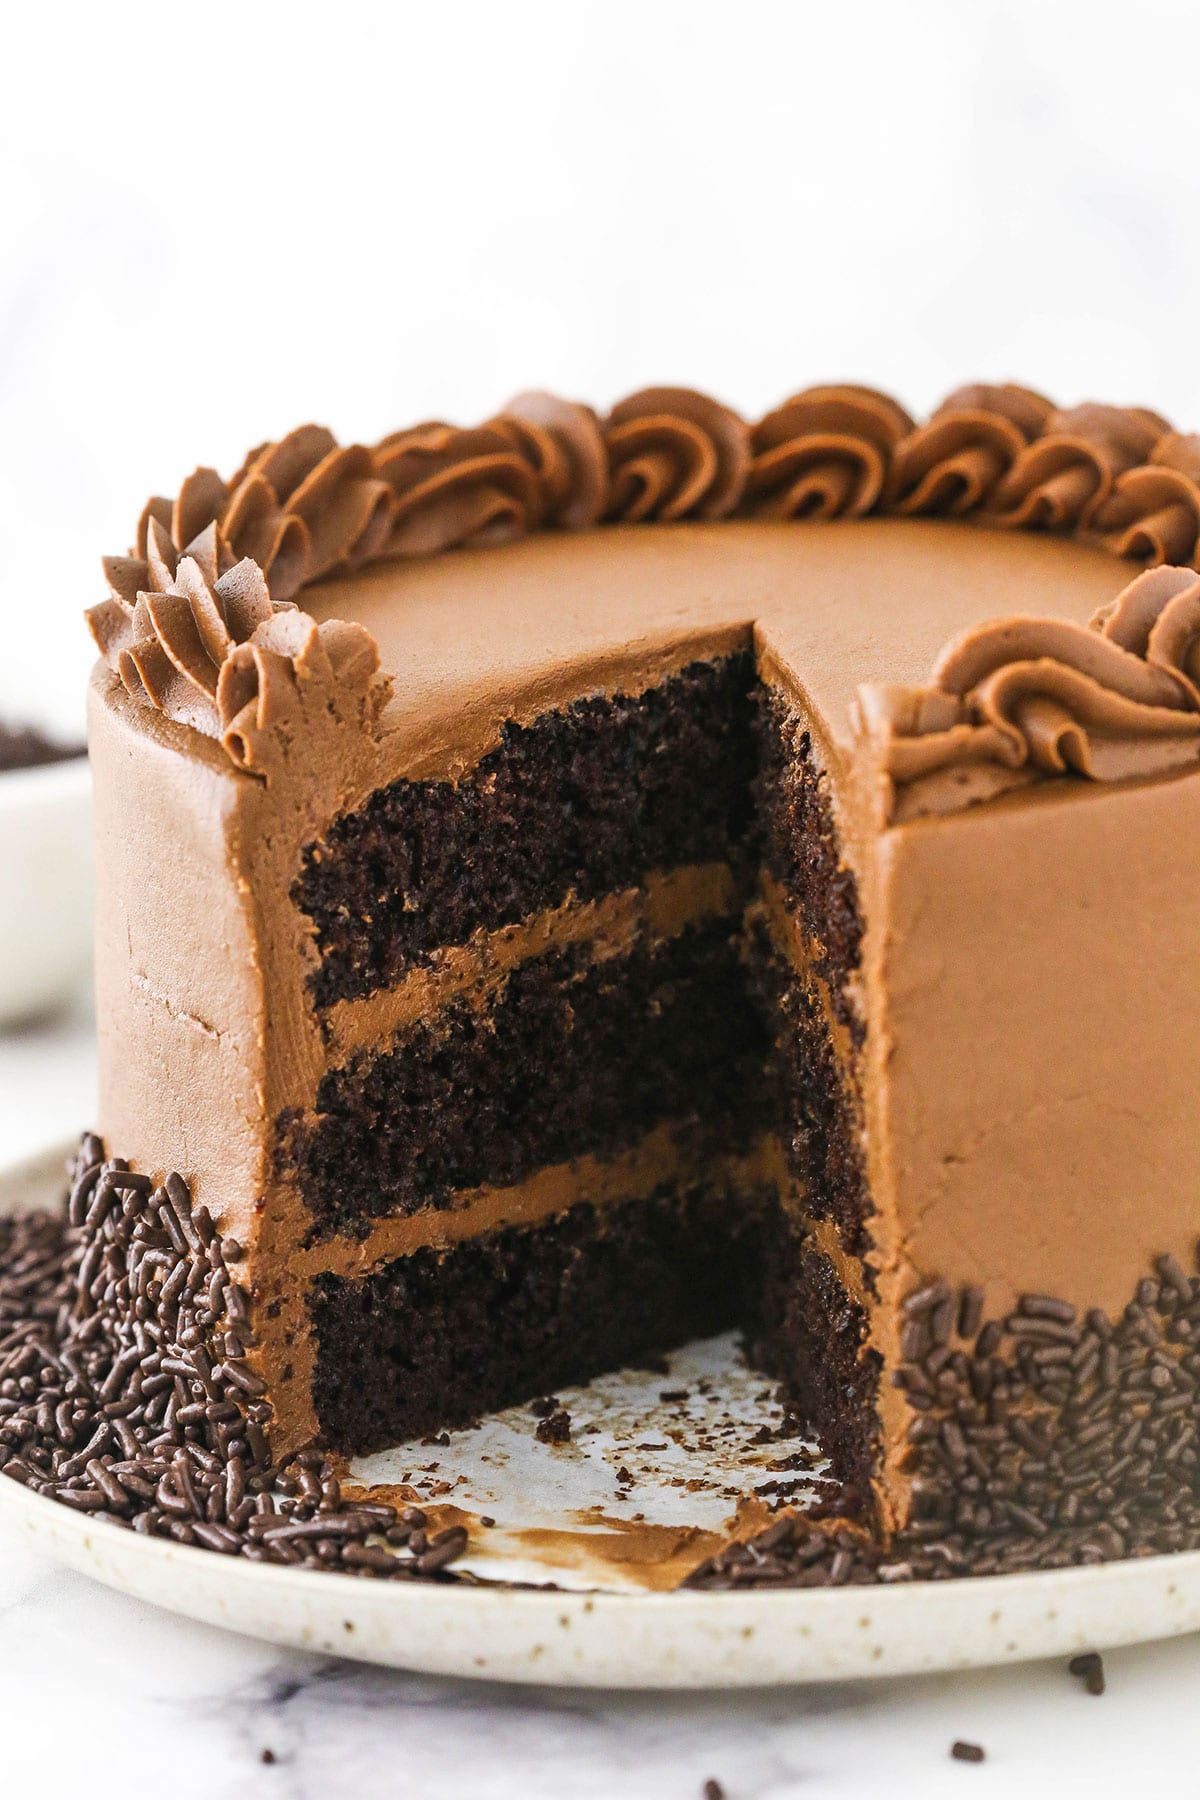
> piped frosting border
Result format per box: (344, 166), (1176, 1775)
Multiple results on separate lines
(86, 381), (1200, 803)
(855, 565), (1200, 822)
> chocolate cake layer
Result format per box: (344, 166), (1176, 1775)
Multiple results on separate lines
(750, 1224), (880, 1520)
(310, 1180), (771, 1452)
(753, 688), (864, 1033)
(748, 923), (872, 1258)
(283, 916), (770, 1239)
(295, 653), (759, 1009)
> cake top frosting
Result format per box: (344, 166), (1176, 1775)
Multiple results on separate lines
(86, 383), (1200, 818)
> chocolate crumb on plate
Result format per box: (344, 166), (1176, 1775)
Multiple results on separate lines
(260, 1749), (277, 1766)
(535, 1408), (572, 1444)
(1068, 1651), (1106, 1695)
(702, 1781), (726, 1800)
(950, 1741), (985, 1763)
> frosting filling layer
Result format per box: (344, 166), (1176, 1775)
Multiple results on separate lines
(319, 861), (742, 1066)
(294, 652), (758, 1008)
(310, 1176), (774, 1454)
(280, 914), (770, 1240)
(293, 1123), (772, 1283)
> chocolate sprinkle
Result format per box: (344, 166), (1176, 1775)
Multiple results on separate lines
(951, 1741), (985, 1763)
(1069, 1650), (1106, 1695)
(0, 1138), (466, 1581)
(886, 1267), (1200, 1577)
(690, 1253), (1200, 1589)
(0, 723), (84, 774)
(8, 1138), (1200, 1594)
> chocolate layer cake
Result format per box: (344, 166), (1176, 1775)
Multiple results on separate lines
(84, 384), (1200, 1560)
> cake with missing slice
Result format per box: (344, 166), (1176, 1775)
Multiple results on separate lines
(84, 383), (1200, 1567)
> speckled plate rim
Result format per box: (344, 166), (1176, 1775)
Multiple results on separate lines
(3, 1139), (1200, 1689)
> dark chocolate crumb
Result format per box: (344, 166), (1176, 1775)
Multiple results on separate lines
(1068, 1651), (1106, 1695)
(535, 1409), (572, 1445)
(260, 1749), (277, 1766)
(702, 1782), (726, 1800)
(951, 1741), (985, 1763)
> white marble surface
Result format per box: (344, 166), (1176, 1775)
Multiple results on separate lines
(0, 1006), (1198, 1794)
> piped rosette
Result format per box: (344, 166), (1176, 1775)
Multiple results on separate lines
(883, 384), (1052, 517)
(601, 387), (751, 521)
(745, 386), (913, 520)
(139, 427), (395, 603)
(854, 565), (1200, 823)
(87, 524), (390, 775)
(1088, 432), (1200, 566)
(981, 403), (1170, 534)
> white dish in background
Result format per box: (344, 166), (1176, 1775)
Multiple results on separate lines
(0, 759), (92, 1027)
(5, 1138), (1200, 1689)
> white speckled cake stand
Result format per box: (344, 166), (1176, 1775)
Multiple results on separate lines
(3, 1140), (1200, 1689)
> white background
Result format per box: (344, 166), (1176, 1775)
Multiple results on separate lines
(5, 0), (1200, 736)
(4, 0), (1200, 1792)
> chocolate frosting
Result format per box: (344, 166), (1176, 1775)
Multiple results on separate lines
(884, 384), (1052, 517)
(603, 387), (750, 521)
(1089, 431), (1200, 565)
(856, 564), (1200, 821)
(746, 385), (912, 519)
(982, 402), (1169, 532)
(86, 523), (389, 775)
(89, 383), (1200, 779)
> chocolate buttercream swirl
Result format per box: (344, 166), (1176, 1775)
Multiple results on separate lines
(95, 382), (1200, 770)
(745, 386), (913, 520)
(885, 384), (1053, 517)
(1088, 432), (1200, 566)
(86, 525), (388, 774)
(855, 565), (1200, 822)
(131, 426), (395, 604)
(373, 422), (547, 557)
(499, 392), (609, 529)
(983, 403), (1170, 533)
(603, 388), (750, 521)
